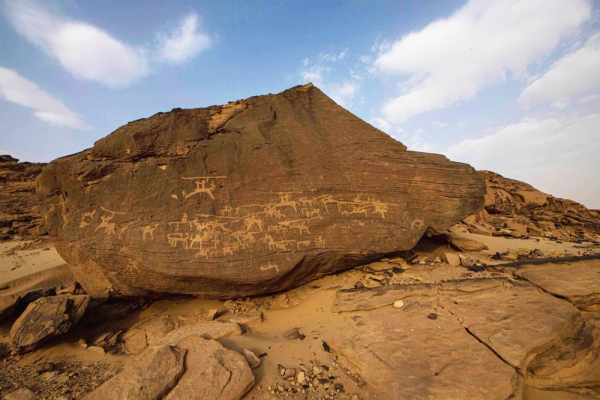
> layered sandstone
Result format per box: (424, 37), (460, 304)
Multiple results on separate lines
(0, 155), (46, 240)
(456, 171), (600, 241)
(37, 84), (484, 299)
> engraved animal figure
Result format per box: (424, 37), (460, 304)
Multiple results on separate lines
(296, 240), (311, 249)
(142, 223), (159, 240)
(168, 233), (190, 249)
(183, 179), (217, 200)
(277, 192), (298, 212)
(321, 195), (337, 213)
(96, 215), (117, 235)
(125, 260), (140, 274)
(314, 236), (326, 248)
(373, 201), (389, 219)
(79, 210), (96, 228)
(299, 198), (316, 208)
(306, 209), (321, 219)
(219, 206), (234, 217)
(244, 216), (263, 232)
(260, 262), (280, 273)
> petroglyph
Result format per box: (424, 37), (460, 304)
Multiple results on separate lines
(180, 176), (227, 200)
(125, 259), (140, 274)
(260, 262), (280, 273)
(411, 219), (425, 230)
(162, 191), (394, 258)
(142, 223), (159, 240)
(95, 207), (125, 235)
(314, 236), (326, 248)
(79, 210), (96, 228)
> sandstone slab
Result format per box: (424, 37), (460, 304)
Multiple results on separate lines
(439, 279), (580, 370)
(10, 294), (90, 353)
(330, 294), (519, 399)
(38, 84), (484, 299)
(159, 321), (242, 345)
(85, 345), (186, 400)
(164, 335), (254, 400)
(122, 316), (176, 354)
(515, 260), (600, 309)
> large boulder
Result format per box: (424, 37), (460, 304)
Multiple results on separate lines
(37, 84), (484, 299)
(10, 294), (90, 353)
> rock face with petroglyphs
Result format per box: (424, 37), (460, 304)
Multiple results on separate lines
(37, 84), (484, 299)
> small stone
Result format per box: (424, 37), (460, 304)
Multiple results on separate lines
(2, 388), (36, 400)
(283, 327), (305, 340)
(312, 365), (323, 375)
(78, 338), (88, 349)
(442, 252), (461, 267)
(206, 309), (219, 321)
(284, 368), (296, 379)
(334, 383), (345, 392)
(242, 349), (261, 369)
(297, 371), (306, 383)
(427, 313), (438, 320)
(35, 362), (55, 373)
(87, 346), (105, 356)
(393, 300), (405, 309)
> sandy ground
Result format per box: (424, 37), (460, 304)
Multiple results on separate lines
(0, 241), (65, 286)
(1, 233), (599, 399)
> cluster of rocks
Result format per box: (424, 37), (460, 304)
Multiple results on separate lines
(0, 155), (47, 242)
(0, 282), (89, 357)
(261, 361), (360, 399)
(453, 171), (600, 242)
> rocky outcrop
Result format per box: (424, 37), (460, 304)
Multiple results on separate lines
(10, 294), (90, 353)
(0, 155), (46, 240)
(37, 84), (484, 299)
(331, 273), (600, 399)
(85, 345), (186, 400)
(86, 336), (254, 400)
(455, 171), (600, 241)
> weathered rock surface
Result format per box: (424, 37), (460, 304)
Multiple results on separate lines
(331, 277), (600, 398)
(331, 289), (519, 399)
(10, 294), (90, 353)
(454, 171), (600, 241)
(164, 335), (255, 400)
(0, 155), (46, 240)
(37, 84), (484, 298)
(85, 345), (186, 400)
(159, 321), (242, 345)
(122, 316), (176, 355)
(516, 260), (600, 310)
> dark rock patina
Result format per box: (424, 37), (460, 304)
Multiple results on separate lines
(37, 84), (484, 299)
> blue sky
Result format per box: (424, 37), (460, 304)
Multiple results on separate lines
(1, 0), (599, 208)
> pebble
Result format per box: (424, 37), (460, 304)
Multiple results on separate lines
(297, 371), (306, 383)
(242, 349), (261, 369)
(393, 300), (404, 309)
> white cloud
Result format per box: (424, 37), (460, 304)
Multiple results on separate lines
(519, 33), (600, 107)
(0, 66), (89, 130)
(445, 113), (600, 208)
(374, 0), (591, 122)
(4, 0), (212, 87)
(155, 13), (212, 65)
(580, 94), (600, 104)
(300, 59), (361, 108)
(369, 117), (392, 132)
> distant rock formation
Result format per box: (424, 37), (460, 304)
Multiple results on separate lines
(37, 84), (485, 299)
(0, 155), (46, 241)
(454, 171), (600, 241)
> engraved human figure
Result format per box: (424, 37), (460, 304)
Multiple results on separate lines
(142, 223), (159, 240)
(183, 179), (217, 199)
(96, 215), (117, 235)
(314, 235), (326, 248)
